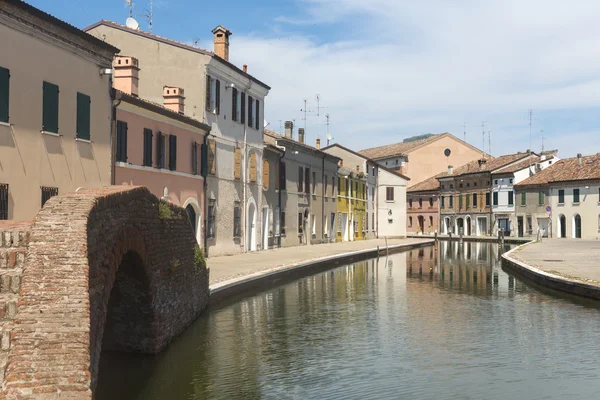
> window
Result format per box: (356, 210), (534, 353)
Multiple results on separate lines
(312, 171), (316, 195)
(255, 99), (260, 130)
(249, 152), (257, 183)
(485, 192), (490, 206)
(298, 167), (304, 192)
(143, 128), (153, 167)
(248, 95), (254, 127)
(429, 197), (434, 207)
(418, 198), (423, 208)
(366, 212), (369, 230)
(508, 191), (514, 206)
(168, 134), (177, 171)
(234, 147), (241, 180)
(493, 192), (498, 206)
(207, 199), (216, 238)
(472, 193), (477, 207)
(76, 92), (91, 140)
(429, 216), (434, 227)
(450, 184), (454, 189)
(157, 132), (166, 168)
(573, 188), (580, 203)
(0, 67), (9, 123)
(240, 92), (246, 124)
(372, 213), (375, 231)
(467, 183), (470, 188)
(232, 87), (238, 121)
(386, 187), (394, 201)
(538, 191), (545, 206)
(305, 168), (311, 195)
(409, 199), (413, 208)
(298, 213), (303, 234)
(337, 213), (342, 232)
(332, 176), (335, 196)
(281, 211), (286, 235)
(116, 120), (128, 162)
(324, 175), (328, 196)
(558, 189), (565, 204)
(459, 183), (463, 188)
(494, 180), (498, 185)
(474, 182), (477, 187)
(459, 194), (463, 209)
(521, 192), (526, 206)
(0, 184), (8, 220)
(205, 76), (220, 114)
(263, 159), (270, 189)
(192, 141), (199, 175)
(41, 186), (58, 207)
(42, 81), (59, 133)
(279, 162), (287, 190)
(409, 216), (413, 226)
(233, 202), (241, 237)
(466, 194), (470, 208)
(312, 214), (316, 236)
(509, 178), (513, 184)
(337, 176), (341, 195)
(441, 196), (445, 208)
(449, 196), (454, 208)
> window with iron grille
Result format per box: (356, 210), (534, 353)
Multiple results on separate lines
(41, 186), (58, 207)
(207, 199), (216, 238)
(0, 184), (8, 220)
(233, 202), (241, 238)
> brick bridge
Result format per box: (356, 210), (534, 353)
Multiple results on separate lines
(0, 187), (210, 399)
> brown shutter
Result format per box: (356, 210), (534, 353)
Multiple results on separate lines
(249, 153), (257, 183)
(208, 139), (216, 175)
(263, 159), (270, 189)
(205, 75), (211, 111)
(215, 79), (221, 115)
(234, 147), (241, 180)
(232, 88), (237, 121)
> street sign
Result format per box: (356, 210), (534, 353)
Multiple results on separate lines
(546, 206), (552, 212)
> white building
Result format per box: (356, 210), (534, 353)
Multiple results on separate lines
(377, 166), (409, 238)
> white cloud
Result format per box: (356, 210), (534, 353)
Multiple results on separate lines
(226, 0), (600, 157)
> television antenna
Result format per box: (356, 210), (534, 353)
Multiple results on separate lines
(325, 114), (334, 145)
(124, 0), (153, 31)
(481, 121), (486, 155)
(299, 99), (313, 131)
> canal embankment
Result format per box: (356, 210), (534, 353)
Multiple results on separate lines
(407, 233), (531, 244)
(502, 239), (600, 299)
(208, 238), (434, 303)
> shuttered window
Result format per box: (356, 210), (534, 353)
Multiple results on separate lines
(41, 186), (58, 207)
(473, 193), (477, 207)
(205, 75), (211, 111)
(42, 81), (59, 133)
(0, 67), (10, 123)
(215, 79), (221, 115)
(493, 192), (498, 206)
(168, 134), (177, 171)
(298, 167), (304, 192)
(449, 196), (454, 208)
(157, 132), (166, 168)
(200, 142), (208, 176)
(233, 202), (241, 237)
(240, 92), (246, 124)
(143, 128), (153, 166)
(249, 152), (257, 183)
(508, 191), (514, 205)
(441, 196), (445, 208)
(76, 92), (91, 140)
(521, 192), (526, 206)
(275, 161), (280, 190)
(263, 159), (270, 189)
(280, 162), (287, 190)
(459, 194), (463, 209)
(305, 168), (310, 194)
(248, 95), (253, 127)
(232, 88), (238, 121)
(538, 191), (545, 205)
(386, 187), (394, 201)
(466, 194), (470, 208)
(234, 147), (241, 180)
(208, 139), (216, 175)
(116, 120), (128, 162)
(0, 184), (8, 220)
(192, 141), (198, 175)
(485, 192), (490, 206)
(255, 99), (260, 130)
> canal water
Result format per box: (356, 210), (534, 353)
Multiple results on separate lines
(97, 242), (600, 400)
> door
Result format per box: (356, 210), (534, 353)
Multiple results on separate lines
(517, 216), (523, 237)
(262, 207), (269, 250)
(247, 202), (257, 251)
(342, 213), (348, 242)
(456, 218), (464, 235)
(418, 216), (425, 233)
(574, 214), (581, 238)
(466, 217), (471, 236)
(330, 213), (335, 241)
(559, 215), (566, 238)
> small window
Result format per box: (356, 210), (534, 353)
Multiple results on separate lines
(538, 191), (545, 206)
(450, 184), (454, 189)
(0, 183), (8, 220)
(0, 66), (9, 123)
(42, 81), (59, 133)
(467, 183), (470, 187)
(386, 187), (394, 201)
(116, 120), (128, 162)
(76, 92), (91, 140)
(493, 192), (499, 206)
(449, 196), (454, 208)
(521, 192), (526, 206)
(474, 182), (477, 187)
(508, 191), (514, 206)
(233, 202), (241, 237)
(573, 188), (580, 203)
(558, 189), (565, 204)
(459, 183), (463, 188)
(441, 196), (445, 208)
(441, 185), (445, 189)
(509, 178), (513, 184)
(207, 199), (216, 238)
(41, 186), (58, 207)
(298, 212), (304, 234)
(409, 216), (413, 226)
(494, 180), (498, 185)
(143, 128), (153, 167)
(168, 134), (177, 171)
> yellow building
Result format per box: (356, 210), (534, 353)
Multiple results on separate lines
(337, 166), (367, 241)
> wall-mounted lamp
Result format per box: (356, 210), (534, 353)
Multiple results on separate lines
(585, 186), (590, 189)
(225, 82), (235, 90)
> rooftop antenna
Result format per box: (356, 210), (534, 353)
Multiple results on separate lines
(488, 130), (491, 156)
(299, 99), (312, 131)
(481, 121), (486, 156)
(325, 113), (334, 145)
(463, 121), (467, 142)
(529, 109), (533, 170)
(140, 0), (153, 32)
(541, 129), (545, 154)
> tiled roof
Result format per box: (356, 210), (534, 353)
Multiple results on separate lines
(263, 129), (280, 146)
(516, 153), (600, 187)
(84, 20), (270, 90)
(493, 155), (551, 175)
(263, 129), (340, 161)
(359, 134), (443, 159)
(437, 152), (530, 179)
(408, 173), (443, 192)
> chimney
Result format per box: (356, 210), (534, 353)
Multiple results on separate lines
(356, 165), (360, 172)
(478, 158), (487, 169)
(316, 138), (321, 149)
(284, 121), (293, 139)
(163, 86), (185, 114)
(448, 165), (453, 175)
(298, 128), (305, 144)
(212, 25), (232, 61)
(113, 56), (140, 97)
(339, 160), (343, 167)
(540, 154), (547, 161)
(243, 64), (248, 73)
(577, 153), (583, 165)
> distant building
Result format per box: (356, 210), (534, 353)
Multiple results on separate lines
(407, 173), (442, 234)
(359, 132), (485, 185)
(516, 153), (600, 239)
(260, 142), (284, 250)
(377, 165), (410, 238)
(0, 0), (118, 220)
(335, 164), (368, 241)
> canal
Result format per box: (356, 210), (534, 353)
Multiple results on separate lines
(97, 242), (600, 400)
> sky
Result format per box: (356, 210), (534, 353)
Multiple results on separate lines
(28, 0), (600, 158)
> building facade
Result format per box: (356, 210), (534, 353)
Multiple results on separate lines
(0, 1), (118, 220)
(260, 143), (284, 250)
(335, 165), (367, 241)
(407, 174), (441, 235)
(377, 166), (409, 238)
(86, 21), (270, 256)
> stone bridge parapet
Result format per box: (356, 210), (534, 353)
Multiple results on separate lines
(2, 186), (209, 399)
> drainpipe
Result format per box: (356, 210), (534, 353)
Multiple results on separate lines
(275, 144), (286, 248)
(203, 133), (210, 257)
(110, 88), (121, 185)
(242, 80), (252, 252)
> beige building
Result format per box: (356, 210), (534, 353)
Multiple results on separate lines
(359, 133), (485, 185)
(377, 165), (409, 238)
(0, 0), (118, 220)
(86, 21), (270, 256)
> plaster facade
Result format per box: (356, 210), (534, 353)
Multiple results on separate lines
(377, 167), (408, 238)
(550, 183), (600, 240)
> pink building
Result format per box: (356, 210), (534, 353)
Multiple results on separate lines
(113, 56), (210, 245)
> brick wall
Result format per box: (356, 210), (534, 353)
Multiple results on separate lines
(3, 186), (209, 399)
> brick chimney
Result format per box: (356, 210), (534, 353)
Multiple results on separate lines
(577, 153), (583, 165)
(113, 56), (140, 96)
(448, 165), (453, 175)
(212, 25), (232, 61)
(243, 64), (248, 73)
(163, 86), (185, 114)
(316, 138), (321, 149)
(284, 121), (293, 139)
(478, 158), (487, 169)
(298, 128), (305, 144)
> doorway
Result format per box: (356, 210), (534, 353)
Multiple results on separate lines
(456, 218), (464, 235)
(417, 216), (425, 233)
(247, 201), (257, 251)
(330, 213), (336, 241)
(342, 213), (349, 241)
(517, 216), (524, 237)
(573, 214), (581, 239)
(465, 216), (472, 236)
(559, 214), (566, 238)
(262, 207), (269, 250)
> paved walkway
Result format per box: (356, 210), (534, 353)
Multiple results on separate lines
(208, 238), (433, 286)
(511, 239), (600, 285)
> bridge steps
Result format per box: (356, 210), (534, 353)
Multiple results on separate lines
(0, 222), (31, 394)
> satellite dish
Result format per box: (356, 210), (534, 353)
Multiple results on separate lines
(326, 132), (333, 141)
(126, 17), (140, 30)
(444, 148), (451, 157)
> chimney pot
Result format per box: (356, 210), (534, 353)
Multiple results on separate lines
(163, 86), (185, 114)
(212, 25), (232, 62)
(448, 165), (454, 175)
(284, 121), (293, 139)
(577, 153), (583, 165)
(113, 55), (140, 96)
(298, 128), (305, 145)
(316, 138), (321, 149)
(243, 64), (248, 73)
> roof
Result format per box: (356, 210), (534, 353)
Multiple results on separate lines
(437, 152), (532, 179)
(263, 129), (340, 162)
(358, 132), (486, 160)
(516, 153), (600, 188)
(115, 90), (211, 132)
(492, 155), (554, 175)
(377, 164), (410, 181)
(321, 143), (372, 161)
(84, 20), (270, 90)
(3, 0), (120, 54)
(408, 173), (443, 192)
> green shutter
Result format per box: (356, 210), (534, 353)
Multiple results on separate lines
(0, 67), (9, 123)
(76, 92), (91, 140)
(539, 191), (544, 205)
(43, 81), (59, 133)
(521, 192), (526, 206)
